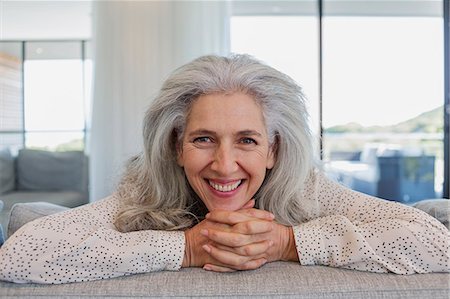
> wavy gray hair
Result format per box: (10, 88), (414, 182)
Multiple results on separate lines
(114, 54), (318, 232)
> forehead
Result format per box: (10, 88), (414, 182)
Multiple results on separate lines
(185, 92), (267, 132)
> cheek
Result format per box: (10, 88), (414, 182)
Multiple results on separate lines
(241, 149), (272, 172)
(239, 155), (269, 183)
(182, 149), (211, 175)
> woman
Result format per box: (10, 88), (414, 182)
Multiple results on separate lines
(0, 54), (448, 283)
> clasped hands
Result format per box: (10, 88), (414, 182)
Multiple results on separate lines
(182, 199), (298, 272)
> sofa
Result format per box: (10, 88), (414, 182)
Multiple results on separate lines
(326, 144), (436, 204)
(0, 148), (89, 237)
(0, 200), (449, 298)
(0, 200), (3, 246)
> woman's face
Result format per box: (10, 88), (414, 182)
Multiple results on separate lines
(177, 92), (276, 211)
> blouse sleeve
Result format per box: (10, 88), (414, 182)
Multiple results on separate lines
(0, 196), (185, 284)
(293, 171), (450, 274)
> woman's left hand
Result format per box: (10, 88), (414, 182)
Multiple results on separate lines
(200, 208), (299, 272)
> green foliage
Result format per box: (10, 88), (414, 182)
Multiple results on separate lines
(324, 106), (443, 134)
(27, 139), (84, 152)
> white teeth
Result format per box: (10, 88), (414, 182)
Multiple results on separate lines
(208, 180), (241, 192)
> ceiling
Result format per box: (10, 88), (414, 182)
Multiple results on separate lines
(0, 0), (92, 40)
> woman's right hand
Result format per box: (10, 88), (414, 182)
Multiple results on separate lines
(182, 218), (228, 268)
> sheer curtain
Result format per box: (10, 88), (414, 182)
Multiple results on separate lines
(89, 1), (230, 201)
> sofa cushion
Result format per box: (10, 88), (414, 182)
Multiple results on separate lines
(7, 201), (68, 238)
(1, 191), (87, 211)
(2, 192), (87, 239)
(0, 262), (448, 298)
(413, 199), (449, 229)
(0, 200), (3, 246)
(0, 148), (15, 195)
(16, 149), (88, 193)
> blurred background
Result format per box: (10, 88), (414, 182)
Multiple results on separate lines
(0, 0), (448, 211)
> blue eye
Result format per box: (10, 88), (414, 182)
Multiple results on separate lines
(193, 136), (212, 143)
(241, 138), (256, 145)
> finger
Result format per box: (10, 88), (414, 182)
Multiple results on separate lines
(239, 257), (268, 270)
(202, 229), (264, 247)
(214, 239), (273, 257)
(241, 199), (255, 210)
(237, 208), (275, 221)
(203, 244), (251, 267)
(232, 219), (273, 234)
(203, 264), (236, 273)
(203, 244), (268, 269)
(204, 244), (269, 271)
(206, 209), (274, 225)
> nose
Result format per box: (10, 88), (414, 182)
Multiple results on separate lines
(210, 142), (239, 176)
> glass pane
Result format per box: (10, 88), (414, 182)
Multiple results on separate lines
(26, 41), (82, 60)
(322, 8), (444, 203)
(24, 42), (84, 131)
(231, 15), (320, 144)
(0, 133), (23, 155)
(0, 42), (23, 132)
(25, 132), (84, 152)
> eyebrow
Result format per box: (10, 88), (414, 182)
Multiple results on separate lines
(188, 129), (263, 138)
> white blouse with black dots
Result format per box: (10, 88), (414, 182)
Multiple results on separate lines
(0, 171), (448, 284)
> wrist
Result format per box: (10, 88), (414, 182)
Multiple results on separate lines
(281, 226), (299, 262)
(182, 230), (191, 268)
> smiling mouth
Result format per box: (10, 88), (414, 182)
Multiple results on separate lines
(207, 179), (243, 192)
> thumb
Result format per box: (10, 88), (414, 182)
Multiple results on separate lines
(241, 199), (255, 210)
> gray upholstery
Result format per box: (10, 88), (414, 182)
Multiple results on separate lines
(0, 262), (448, 298)
(7, 202), (68, 238)
(1, 191), (86, 211)
(1, 192), (84, 239)
(0, 148), (15, 195)
(0, 149), (89, 237)
(413, 199), (450, 229)
(16, 149), (88, 193)
(0, 200), (3, 246)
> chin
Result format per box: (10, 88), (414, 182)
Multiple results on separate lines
(207, 201), (245, 212)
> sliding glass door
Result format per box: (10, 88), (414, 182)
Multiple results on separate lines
(231, 0), (447, 203)
(322, 1), (445, 203)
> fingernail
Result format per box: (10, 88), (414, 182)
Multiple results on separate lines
(205, 213), (210, 219)
(200, 229), (208, 236)
(268, 213), (275, 220)
(202, 244), (211, 253)
(203, 265), (212, 271)
(269, 240), (274, 246)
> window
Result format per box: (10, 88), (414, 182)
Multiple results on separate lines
(0, 42), (23, 153)
(322, 5), (444, 203)
(231, 0), (447, 203)
(231, 4), (321, 145)
(0, 40), (91, 153)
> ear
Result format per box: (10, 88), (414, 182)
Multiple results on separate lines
(176, 141), (184, 167)
(266, 136), (278, 170)
(173, 129), (184, 167)
(266, 148), (276, 169)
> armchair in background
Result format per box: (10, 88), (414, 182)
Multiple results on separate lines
(0, 148), (89, 238)
(326, 144), (436, 203)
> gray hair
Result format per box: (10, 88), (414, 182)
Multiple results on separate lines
(115, 54), (318, 232)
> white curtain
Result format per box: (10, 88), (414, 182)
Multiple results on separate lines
(89, 1), (231, 201)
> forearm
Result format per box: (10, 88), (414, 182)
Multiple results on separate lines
(0, 197), (186, 284)
(292, 213), (450, 274)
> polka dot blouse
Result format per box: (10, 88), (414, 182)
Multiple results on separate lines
(0, 171), (448, 284)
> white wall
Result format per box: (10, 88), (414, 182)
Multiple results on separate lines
(0, 0), (92, 40)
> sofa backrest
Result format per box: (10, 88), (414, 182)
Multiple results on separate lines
(16, 149), (89, 194)
(0, 148), (15, 195)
